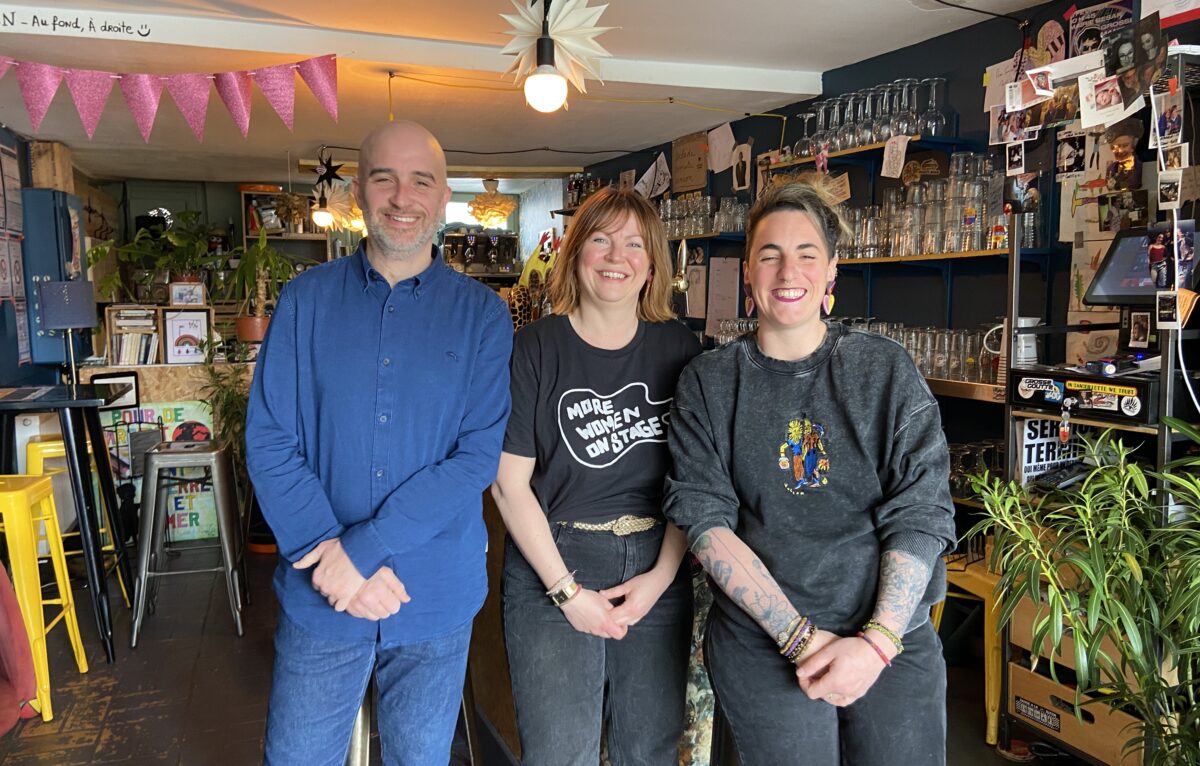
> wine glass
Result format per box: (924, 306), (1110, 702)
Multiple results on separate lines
(918, 77), (948, 137)
(825, 97), (844, 152)
(891, 78), (919, 137)
(872, 85), (894, 141)
(794, 112), (816, 158)
(857, 89), (877, 147)
(812, 102), (832, 156)
(836, 94), (858, 150)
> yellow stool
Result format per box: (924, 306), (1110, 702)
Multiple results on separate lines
(24, 437), (130, 607)
(0, 475), (89, 722)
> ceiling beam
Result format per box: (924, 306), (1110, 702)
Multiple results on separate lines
(0, 3), (821, 95)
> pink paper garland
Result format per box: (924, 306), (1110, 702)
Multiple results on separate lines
(298, 54), (338, 122)
(215, 70), (253, 138)
(252, 63), (296, 131)
(64, 69), (116, 139)
(120, 73), (164, 143)
(7, 55), (336, 140)
(166, 73), (213, 143)
(17, 62), (64, 133)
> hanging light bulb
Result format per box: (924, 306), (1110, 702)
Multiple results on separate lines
(311, 189), (334, 228)
(501, 0), (612, 114)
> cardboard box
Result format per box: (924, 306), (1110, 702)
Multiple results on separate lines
(1008, 662), (1142, 765)
(29, 141), (74, 193)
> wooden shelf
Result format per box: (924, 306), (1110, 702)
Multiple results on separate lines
(667, 232), (746, 242)
(1011, 409), (1160, 435)
(925, 377), (1006, 403)
(762, 135), (923, 169)
(550, 207), (578, 218)
(842, 248), (1005, 264)
(263, 233), (327, 241)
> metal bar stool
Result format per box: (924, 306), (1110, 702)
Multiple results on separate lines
(130, 441), (245, 647)
(0, 475), (88, 721)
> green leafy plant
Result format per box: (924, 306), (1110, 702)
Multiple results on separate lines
(968, 421), (1200, 765)
(224, 229), (304, 317)
(87, 211), (226, 301)
(199, 341), (253, 488)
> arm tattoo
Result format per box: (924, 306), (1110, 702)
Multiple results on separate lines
(693, 530), (798, 641)
(872, 550), (933, 632)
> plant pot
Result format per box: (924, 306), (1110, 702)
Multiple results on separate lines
(235, 315), (270, 343)
(174, 272), (203, 284)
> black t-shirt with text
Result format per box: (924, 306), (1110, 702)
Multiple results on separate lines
(504, 314), (702, 524)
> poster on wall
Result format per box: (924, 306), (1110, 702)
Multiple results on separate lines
(0, 238), (10, 301)
(102, 401), (219, 541)
(1, 148), (20, 234)
(14, 298), (30, 365)
(9, 241), (23, 299)
(671, 131), (709, 194)
(1069, 0), (1134, 58)
(163, 310), (209, 364)
(1018, 418), (1083, 484)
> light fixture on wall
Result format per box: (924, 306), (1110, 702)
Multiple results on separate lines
(501, 0), (613, 114)
(469, 179), (517, 229)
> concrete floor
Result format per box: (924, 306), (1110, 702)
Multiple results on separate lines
(0, 551), (1084, 765)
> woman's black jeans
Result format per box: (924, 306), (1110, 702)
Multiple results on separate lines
(502, 523), (692, 766)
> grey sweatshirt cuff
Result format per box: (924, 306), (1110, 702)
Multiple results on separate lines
(883, 530), (948, 571)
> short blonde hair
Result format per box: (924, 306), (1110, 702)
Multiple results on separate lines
(548, 187), (676, 322)
(746, 177), (852, 261)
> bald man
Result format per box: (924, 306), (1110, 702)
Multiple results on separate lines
(247, 121), (514, 764)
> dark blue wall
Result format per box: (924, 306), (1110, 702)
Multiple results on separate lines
(586, 0), (1198, 340)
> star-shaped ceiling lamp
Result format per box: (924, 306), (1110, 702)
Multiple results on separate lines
(469, 179), (518, 229)
(310, 148), (346, 228)
(500, 0), (614, 113)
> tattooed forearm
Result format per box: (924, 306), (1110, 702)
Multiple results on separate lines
(693, 528), (798, 642)
(872, 550), (933, 633)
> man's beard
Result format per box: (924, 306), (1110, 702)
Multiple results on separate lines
(367, 206), (443, 260)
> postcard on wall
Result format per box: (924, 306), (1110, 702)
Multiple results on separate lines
(164, 310), (209, 364)
(1160, 143), (1189, 171)
(1149, 89), (1184, 148)
(1159, 169), (1183, 210)
(671, 131), (709, 194)
(1056, 124), (1088, 180)
(1078, 69), (1125, 128)
(704, 257), (741, 339)
(731, 144), (752, 192)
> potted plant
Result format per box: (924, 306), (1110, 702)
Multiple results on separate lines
(160, 210), (226, 282)
(225, 229), (306, 342)
(968, 422), (1200, 765)
(87, 211), (225, 302)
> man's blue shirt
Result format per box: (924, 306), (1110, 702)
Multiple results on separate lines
(246, 243), (513, 645)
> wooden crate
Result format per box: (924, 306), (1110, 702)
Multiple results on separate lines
(1010, 595), (1137, 689)
(1008, 662), (1142, 765)
(29, 141), (74, 193)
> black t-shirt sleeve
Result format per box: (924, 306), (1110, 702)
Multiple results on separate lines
(502, 325), (539, 458)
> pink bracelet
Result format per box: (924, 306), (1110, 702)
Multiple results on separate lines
(857, 632), (892, 667)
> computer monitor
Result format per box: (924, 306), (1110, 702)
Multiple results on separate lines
(1083, 221), (1196, 307)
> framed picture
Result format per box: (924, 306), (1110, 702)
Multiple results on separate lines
(87, 371), (140, 411)
(163, 310), (209, 364)
(169, 282), (207, 306)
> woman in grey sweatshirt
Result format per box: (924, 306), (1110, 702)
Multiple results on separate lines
(664, 179), (956, 764)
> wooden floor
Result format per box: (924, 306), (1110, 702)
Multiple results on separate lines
(0, 550), (1075, 765)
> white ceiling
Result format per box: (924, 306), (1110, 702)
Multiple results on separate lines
(0, 0), (1044, 187)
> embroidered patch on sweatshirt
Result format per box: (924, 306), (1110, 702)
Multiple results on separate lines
(777, 416), (829, 495)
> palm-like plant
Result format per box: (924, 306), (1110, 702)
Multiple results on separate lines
(968, 420), (1200, 765)
(224, 229), (307, 341)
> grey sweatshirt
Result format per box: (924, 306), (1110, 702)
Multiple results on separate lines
(664, 321), (956, 636)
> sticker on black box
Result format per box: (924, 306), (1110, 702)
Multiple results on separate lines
(1014, 696), (1061, 732)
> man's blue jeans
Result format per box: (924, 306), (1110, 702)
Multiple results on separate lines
(264, 612), (472, 765)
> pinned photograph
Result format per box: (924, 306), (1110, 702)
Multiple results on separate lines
(989, 105), (1031, 145)
(1027, 67), (1054, 96)
(1039, 83), (1080, 126)
(1150, 89), (1183, 149)
(1158, 290), (1179, 329)
(1128, 310), (1150, 348)
(1056, 132), (1087, 178)
(1133, 12), (1165, 91)
(1069, 0), (1132, 58)
(1007, 142), (1026, 176)
(1006, 78), (1049, 112)
(1079, 70), (1125, 128)
(731, 144), (752, 192)
(1103, 27), (1135, 76)
(1098, 190), (1148, 231)
(1117, 66), (1144, 108)
(1160, 144), (1188, 172)
(1159, 169), (1183, 210)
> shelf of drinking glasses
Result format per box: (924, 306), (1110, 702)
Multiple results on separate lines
(761, 135), (924, 170)
(667, 232), (746, 242)
(842, 248), (1006, 265)
(924, 376), (1006, 403)
(950, 496), (987, 510)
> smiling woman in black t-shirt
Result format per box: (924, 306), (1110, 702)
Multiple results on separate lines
(491, 187), (700, 766)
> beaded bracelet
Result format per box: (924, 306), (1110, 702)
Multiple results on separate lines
(785, 622), (817, 664)
(863, 620), (904, 656)
(857, 632), (892, 667)
(779, 617), (808, 658)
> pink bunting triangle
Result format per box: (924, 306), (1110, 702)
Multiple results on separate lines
(252, 63), (295, 131)
(215, 70), (253, 137)
(120, 73), (164, 142)
(166, 73), (211, 142)
(17, 62), (64, 133)
(298, 55), (338, 122)
(0, 58), (12, 81)
(64, 69), (115, 139)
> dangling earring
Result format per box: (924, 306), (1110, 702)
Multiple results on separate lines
(744, 293), (755, 317)
(821, 280), (836, 316)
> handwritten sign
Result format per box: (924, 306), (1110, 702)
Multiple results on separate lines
(672, 131), (708, 193)
(0, 6), (156, 39)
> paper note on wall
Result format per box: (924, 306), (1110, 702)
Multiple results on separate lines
(705, 257), (741, 338)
